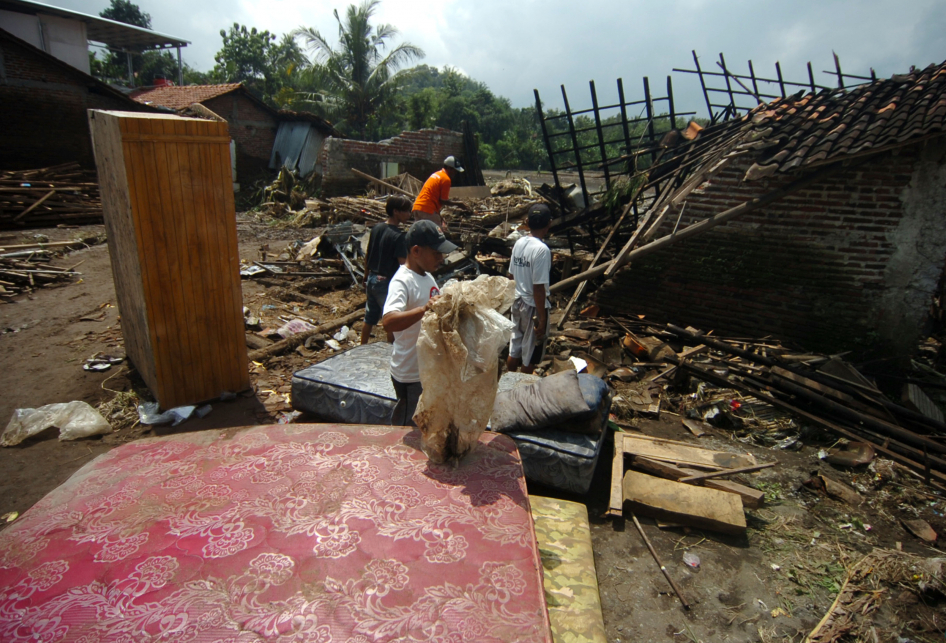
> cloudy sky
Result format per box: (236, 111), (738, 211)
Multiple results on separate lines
(48, 0), (946, 116)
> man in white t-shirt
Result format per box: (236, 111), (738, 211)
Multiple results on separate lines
(507, 203), (552, 374)
(382, 220), (458, 426)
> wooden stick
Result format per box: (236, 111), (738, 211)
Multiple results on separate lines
(350, 168), (415, 198)
(247, 304), (366, 361)
(13, 191), (56, 222)
(603, 203), (668, 278)
(551, 161), (848, 293)
(0, 240), (89, 251)
(557, 193), (639, 328)
(678, 461), (777, 483)
(629, 511), (690, 610)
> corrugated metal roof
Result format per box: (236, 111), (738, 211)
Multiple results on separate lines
(0, 0), (188, 49)
(269, 122), (326, 177)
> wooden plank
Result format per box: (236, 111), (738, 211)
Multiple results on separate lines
(629, 456), (764, 509)
(678, 461), (777, 483)
(12, 190), (55, 222)
(621, 433), (757, 469)
(623, 470), (746, 535)
(211, 120), (250, 390)
(681, 418), (708, 437)
(608, 429), (625, 517)
(351, 168), (415, 198)
(90, 112), (157, 393)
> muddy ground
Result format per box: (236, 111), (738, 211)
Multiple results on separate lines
(1, 214), (943, 642)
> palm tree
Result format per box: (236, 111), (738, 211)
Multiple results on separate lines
(293, 0), (424, 138)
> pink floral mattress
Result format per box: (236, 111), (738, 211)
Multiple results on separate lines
(0, 424), (552, 642)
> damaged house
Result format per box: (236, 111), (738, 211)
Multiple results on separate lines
(561, 61), (946, 358)
(130, 83), (282, 182)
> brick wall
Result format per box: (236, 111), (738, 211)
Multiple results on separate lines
(0, 32), (146, 169)
(203, 92), (277, 181)
(318, 128), (463, 197)
(593, 136), (946, 357)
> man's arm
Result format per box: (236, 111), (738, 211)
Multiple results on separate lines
(382, 297), (438, 333)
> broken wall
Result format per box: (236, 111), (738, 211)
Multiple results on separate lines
(595, 135), (946, 357)
(203, 92), (278, 181)
(318, 127), (463, 197)
(0, 29), (148, 169)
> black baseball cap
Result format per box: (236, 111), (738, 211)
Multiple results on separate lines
(406, 220), (459, 253)
(527, 203), (552, 229)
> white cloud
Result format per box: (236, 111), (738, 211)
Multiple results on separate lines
(46, 0), (946, 116)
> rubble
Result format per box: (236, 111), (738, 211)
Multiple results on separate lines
(0, 162), (102, 229)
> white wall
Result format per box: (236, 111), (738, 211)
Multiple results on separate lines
(0, 10), (90, 74)
(40, 14), (89, 74)
(0, 10), (44, 49)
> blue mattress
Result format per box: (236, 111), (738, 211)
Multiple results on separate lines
(291, 343), (609, 493)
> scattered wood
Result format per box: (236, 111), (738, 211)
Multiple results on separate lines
(804, 474), (864, 506)
(677, 461), (777, 483)
(681, 418), (709, 437)
(628, 511), (690, 610)
(629, 456), (765, 509)
(622, 470), (747, 535)
(0, 163), (102, 229)
(901, 518), (938, 544)
(247, 304), (366, 361)
(621, 434), (758, 470)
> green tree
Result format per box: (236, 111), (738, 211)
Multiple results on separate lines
(293, 0), (424, 139)
(100, 0), (151, 28)
(211, 25), (307, 105)
(93, 0), (152, 85)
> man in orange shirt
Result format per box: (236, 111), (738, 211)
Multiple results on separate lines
(412, 156), (467, 229)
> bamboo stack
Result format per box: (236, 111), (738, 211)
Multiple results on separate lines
(0, 162), (102, 229)
(324, 197), (386, 223)
(0, 251), (80, 299)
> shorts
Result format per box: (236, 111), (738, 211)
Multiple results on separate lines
(509, 298), (547, 366)
(364, 273), (389, 326)
(390, 377), (423, 427)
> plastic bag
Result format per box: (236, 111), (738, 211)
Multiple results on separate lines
(137, 402), (211, 426)
(414, 275), (515, 463)
(2, 401), (112, 446)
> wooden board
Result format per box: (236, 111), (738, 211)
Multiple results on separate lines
(89, 110), (250, 408)
(630, 456), (764, 509)
(620, 434), (757, 469)
(450, 186), (493, 199)
(622, 470), (746, 535)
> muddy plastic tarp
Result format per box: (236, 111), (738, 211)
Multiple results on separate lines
(414, 276), (516, 463)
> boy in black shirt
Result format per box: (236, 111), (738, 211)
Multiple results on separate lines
(361, 195), (412, 344)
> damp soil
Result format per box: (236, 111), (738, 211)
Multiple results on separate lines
(1, 214), (943, 642)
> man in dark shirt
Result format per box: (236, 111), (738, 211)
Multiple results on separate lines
(361, 195), (412, 344)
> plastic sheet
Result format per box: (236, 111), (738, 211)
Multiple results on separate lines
(137, 402), (211, 426)
(1, 401), (111, 446)
(414, 275), (515, 463)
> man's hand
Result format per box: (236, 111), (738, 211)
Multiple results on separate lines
(424, 295), (440, 313)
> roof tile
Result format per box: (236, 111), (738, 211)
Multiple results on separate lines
(130, 84), (244, 110)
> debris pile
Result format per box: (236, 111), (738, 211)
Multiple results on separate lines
(0, 163), (102, 229)
(542, 312), (946, 490)
(0, 237), (95, 299)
